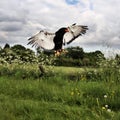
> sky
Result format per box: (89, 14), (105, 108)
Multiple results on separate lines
(0, 0), (120, 56)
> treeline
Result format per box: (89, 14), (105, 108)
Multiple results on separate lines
(54, 47), (104, 67)
(0, 43), (120, 67)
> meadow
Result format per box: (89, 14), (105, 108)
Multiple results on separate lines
(0, 61), (120, 120)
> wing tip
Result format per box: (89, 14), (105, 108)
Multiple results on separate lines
(82, 26), (89, 30)
(28, 37), (31, 40)
(28, 36), (34, 41)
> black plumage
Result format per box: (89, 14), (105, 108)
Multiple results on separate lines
(54, 28), (68, 50)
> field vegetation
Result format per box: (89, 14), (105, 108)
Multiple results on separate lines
(0, 44), (120, 120)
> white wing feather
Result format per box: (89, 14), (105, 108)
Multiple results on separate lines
(63, 24), (88, 44)
(28, 30), (55, 50)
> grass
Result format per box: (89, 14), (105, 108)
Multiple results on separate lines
(0, 63), (120, 120)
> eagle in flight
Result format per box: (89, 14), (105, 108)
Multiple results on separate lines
(28, 23), (88, 56)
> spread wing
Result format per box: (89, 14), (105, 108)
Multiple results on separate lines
(28, 30), (55, 50)
(63, 24), (88, 44)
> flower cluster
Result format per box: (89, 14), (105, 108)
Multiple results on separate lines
(102, 95), (112, 112)
(70, 88), (80, 96)
(102, 105), (111, 112)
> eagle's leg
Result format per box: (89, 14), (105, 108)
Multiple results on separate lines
(63, 49), (67, 53)
(60, 49), (68, 54)
(54, 49), (68, 56)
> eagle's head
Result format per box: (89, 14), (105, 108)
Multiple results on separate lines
(55, 28), (69, 35)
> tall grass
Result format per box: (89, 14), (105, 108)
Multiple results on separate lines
(0, 58), (120, 119)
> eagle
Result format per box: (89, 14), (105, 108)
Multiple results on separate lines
(28, 23), (88, 56)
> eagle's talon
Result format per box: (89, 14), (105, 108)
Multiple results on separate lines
(54, 49), (68, 56)
(55, 50), (60, 56)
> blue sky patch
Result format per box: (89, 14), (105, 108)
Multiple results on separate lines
(65, 0), (79, 5)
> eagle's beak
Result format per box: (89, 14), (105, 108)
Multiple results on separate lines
(65, 28), (69, 32)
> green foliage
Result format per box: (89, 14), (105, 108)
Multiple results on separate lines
(54, 46), (105, 67)
(66, 46), (84, 59)
(0, 44), (106, 67)
(0, 66), (120, 119)
(0, 44), (37, 64)
(4, 43), (10, 49)
(0, 44), (120, 119)
(0, 57), (120, 120)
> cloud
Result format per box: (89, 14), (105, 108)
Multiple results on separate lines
(1, 22), (24, 32)
(0, 0), (120, 55)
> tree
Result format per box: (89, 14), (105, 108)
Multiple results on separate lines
(115, 54), (120, 65)
(4, 43), (10, 49)
(11, 44), (26, 52)
(66, 46), (84, 59)
(0, 46), (2, 51)
(0, 46), (15, 64)
(11, 44), (36, 63)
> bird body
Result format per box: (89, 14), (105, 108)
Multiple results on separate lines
(54, 28), (69, 50)
(28, 23), (88, 55)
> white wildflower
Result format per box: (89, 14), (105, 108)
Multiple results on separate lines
(105, 105), (108, 108)
(104, 95), (107, 98)
(107, 109), (111, 112)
